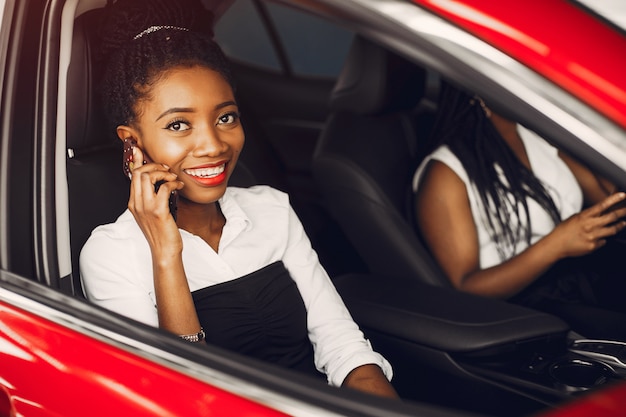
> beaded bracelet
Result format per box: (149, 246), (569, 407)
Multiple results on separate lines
(179, 327), (205, 343)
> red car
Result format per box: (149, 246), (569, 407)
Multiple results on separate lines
(1, 0), (626, 416)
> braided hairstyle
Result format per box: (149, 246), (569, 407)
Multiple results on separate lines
(98, 0), (234, 131)
(426, 82), (561, 260)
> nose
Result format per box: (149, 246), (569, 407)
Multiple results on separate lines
(192, 125), (228, 157)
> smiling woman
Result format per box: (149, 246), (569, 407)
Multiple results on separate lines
(78, 0), (397, 399)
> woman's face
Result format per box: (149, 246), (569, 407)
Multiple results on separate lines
(121, 65), (244, 205)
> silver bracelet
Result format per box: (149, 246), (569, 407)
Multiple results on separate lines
(179, 327), (205, 343)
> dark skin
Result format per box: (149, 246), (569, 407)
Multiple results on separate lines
(118, 65), (398, 399)
(342, 364), (398, 398)
(416, 111), (626, 299)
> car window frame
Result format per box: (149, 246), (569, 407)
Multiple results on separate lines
(1, 0), (46, 280)
(20, 0), (626, 414)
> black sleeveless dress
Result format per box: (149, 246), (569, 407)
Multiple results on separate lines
(191, 261), (324, 380)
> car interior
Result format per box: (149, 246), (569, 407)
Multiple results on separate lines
(57, 0), (626, 416)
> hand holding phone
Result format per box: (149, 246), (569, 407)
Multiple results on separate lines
(122, 138), (178, 220)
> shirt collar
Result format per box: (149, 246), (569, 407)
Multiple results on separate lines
(218, 187), (252, 249)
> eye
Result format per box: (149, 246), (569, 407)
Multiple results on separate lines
(217, 112), (240, 126)
(165, 119), (191, 132)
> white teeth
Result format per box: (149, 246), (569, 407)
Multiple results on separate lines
(184, 164), (225, 178)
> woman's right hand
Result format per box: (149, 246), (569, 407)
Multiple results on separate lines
(129, 147), (199, 336)
(549, 192), (626, 259)
(128, 146), (184, 255)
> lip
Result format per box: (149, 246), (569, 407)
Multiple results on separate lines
(183, 161), (229, 187)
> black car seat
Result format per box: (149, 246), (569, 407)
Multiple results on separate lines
(312, 36), (447, 286)
(65, 8), (256, 297)
(66, 8), (128, 297)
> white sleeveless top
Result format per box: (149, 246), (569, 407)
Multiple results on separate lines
(412, 126), (583, 269)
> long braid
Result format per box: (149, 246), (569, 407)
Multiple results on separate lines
(427, 83), (561, 260)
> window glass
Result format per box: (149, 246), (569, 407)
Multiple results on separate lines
(266, 2), (353, 77)
(214, 1), (281, 71)
(215, 1), (353, 78)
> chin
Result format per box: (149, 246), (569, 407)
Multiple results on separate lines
(180, 186), (228, 206)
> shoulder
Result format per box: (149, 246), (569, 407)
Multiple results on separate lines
(83, 210), (138, 243)
(80, 210), (140, 259)
(413, 145), (467, 191)
(414, 148), (471, 217)
(416, 160), (467, 203)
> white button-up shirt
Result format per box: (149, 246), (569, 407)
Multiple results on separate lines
(80, 185), (392, 386)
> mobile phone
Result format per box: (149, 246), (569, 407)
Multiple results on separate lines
(122, 139), (178, 220)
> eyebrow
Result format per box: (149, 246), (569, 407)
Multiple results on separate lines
(155, 101), (238, 122)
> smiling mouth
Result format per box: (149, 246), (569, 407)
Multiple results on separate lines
(184, 164), (226, 179)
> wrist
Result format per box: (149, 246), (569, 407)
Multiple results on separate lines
(179, 327), (205, 343)
(534, 232), (565, 264)
(152, 246), (182, 263)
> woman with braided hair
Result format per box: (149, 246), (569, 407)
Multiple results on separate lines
(80, 0), (397, 398)
(413, 82), (626, 340)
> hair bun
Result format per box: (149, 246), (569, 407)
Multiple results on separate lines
(98, 0), (214, 61)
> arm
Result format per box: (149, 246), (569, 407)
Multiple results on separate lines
(80, 225), (162, 327)
(416, 160), (626, 299)
(129, 147), (201, 337)
(342, 364), (399, 399)
(558, 151), (618, 205)
(281, 204), (395, 395)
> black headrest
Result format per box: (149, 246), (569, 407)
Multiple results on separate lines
(330, 36), (426, 116)
(67, 8), (113, 153)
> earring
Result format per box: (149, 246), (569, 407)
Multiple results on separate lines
(122, 138), (136, 179)
(470, 95), (492, 118)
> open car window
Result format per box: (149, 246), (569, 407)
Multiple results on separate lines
(1, 0), (626, 416)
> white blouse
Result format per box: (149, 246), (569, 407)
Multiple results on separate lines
(413, 126), (583, 269)
(80, 185), (392, 386)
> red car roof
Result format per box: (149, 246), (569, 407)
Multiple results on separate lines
(413, 0), (626, 129)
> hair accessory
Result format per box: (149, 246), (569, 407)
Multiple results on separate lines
(179, 328), (205, 343)
(470, 95), (492, 118)
(133, 25), (189, 40)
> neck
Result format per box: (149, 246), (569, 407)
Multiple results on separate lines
(488, 112), (530, 168)
(175, 197), (225, 238)
(489, 112), (517, 138)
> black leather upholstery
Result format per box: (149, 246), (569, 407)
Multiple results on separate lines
(312, 36), (446, 286)
(334, 273), (569, 353)
(66, 9), (128, 296)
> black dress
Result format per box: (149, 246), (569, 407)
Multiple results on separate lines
(192, 261), (324, 379)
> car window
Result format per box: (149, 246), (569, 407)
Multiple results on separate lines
(214, 1), (281, 71)
(214, 0), (353, 78)
(265, 2), (352, 77)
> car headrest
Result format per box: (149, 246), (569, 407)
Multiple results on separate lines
(67, 8), (113, 154)
(329, 36), (426, 116)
